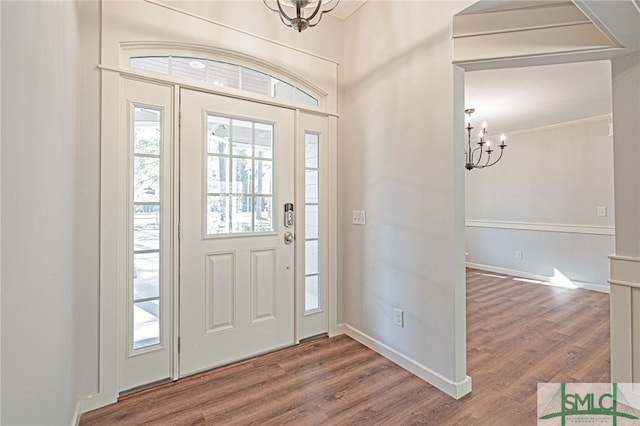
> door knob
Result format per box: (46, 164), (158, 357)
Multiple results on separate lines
(284, 232), (295, 245)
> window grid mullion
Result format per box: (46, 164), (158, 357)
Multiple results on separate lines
(206, 115), (274, 236)
(133, 296), (160, 304)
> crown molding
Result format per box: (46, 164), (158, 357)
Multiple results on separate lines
(330, 0), (368, 20)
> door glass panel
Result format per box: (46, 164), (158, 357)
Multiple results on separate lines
(254, 123), (273, 159)
(305, 276), (320, 311)
(254, 159), (273, 195)
(207, 156), (229, 194)
(305, 136), (318, 168)
(206, 114), (275, 235)
(231, 195), (253, 233)
(305, 169), (319, 204)
(207, 195), (229, 235)
(134, 157), (160, 203)
(207, 116), (230, 154)
(304, 133), (320, 312)
(132, 106), (162, 350)
(255, 196), (273, 232)
(134, 205), (160, 251)
(133, 301), (160, 350)
(305, 205), (318, 240)
(231, 158), (252, 193)
(305, 240), (319, 275)
(232, 120), (253, 156)
(133, 252), (160, 299)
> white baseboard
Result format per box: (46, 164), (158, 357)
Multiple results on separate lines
(342, 324), (472, 400)
(466, 263), (610, 293)
(79, 391), (118, 416)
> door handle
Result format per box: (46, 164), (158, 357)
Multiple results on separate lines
(284, 232), (295, 245)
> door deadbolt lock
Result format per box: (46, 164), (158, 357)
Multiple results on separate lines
(284, 203), (294, 228)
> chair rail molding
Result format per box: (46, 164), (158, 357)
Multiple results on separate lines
(465, 219), (615, 236)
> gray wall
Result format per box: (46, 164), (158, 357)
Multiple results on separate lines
(76, 0), (101, 398)
(340, 1), (471, 383)
(465, 116), (615, 286)
(1, 1), (80, 424)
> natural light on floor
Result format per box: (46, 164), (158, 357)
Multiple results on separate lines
(478, 269), (578, 290)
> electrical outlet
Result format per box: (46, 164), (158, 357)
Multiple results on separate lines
(597, 206), (607, 217)
(352, 210), (366, 225)
(515, 250), (523, 260)
(394, 308), (404, 327)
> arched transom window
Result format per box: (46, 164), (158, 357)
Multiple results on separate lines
(130, 56), (320, 108)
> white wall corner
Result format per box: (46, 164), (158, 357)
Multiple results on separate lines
(343, 324), (472, 400)
(71, 399), (82, 426)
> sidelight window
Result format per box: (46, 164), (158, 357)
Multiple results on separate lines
(304, 133), (320, 311)
(132, 106), (162, 350)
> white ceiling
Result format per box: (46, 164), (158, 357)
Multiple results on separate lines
(330, 1), (613, 137)
(329, 0), (368, 20)
(464, 60), (612, 137)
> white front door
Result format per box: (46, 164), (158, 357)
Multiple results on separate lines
(179, 89), (296, 376)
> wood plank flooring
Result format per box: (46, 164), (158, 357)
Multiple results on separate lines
(80, 269), (610, 425)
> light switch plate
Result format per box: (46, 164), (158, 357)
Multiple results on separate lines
(352, 210), (366, 225)
(394, 308), (404, 327)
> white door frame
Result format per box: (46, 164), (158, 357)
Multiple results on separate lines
(452, 0), (640, 402)
(88, 0), (338, 413)
(84, 67), (339, 412)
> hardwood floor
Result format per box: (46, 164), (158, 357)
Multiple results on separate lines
(80, 269), (610, 425)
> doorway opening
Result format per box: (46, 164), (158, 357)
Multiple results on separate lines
(464, 60), (614, 292)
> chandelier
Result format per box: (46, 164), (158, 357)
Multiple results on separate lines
(464, 108), (507, 171)
(263, 0), (340, 32)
